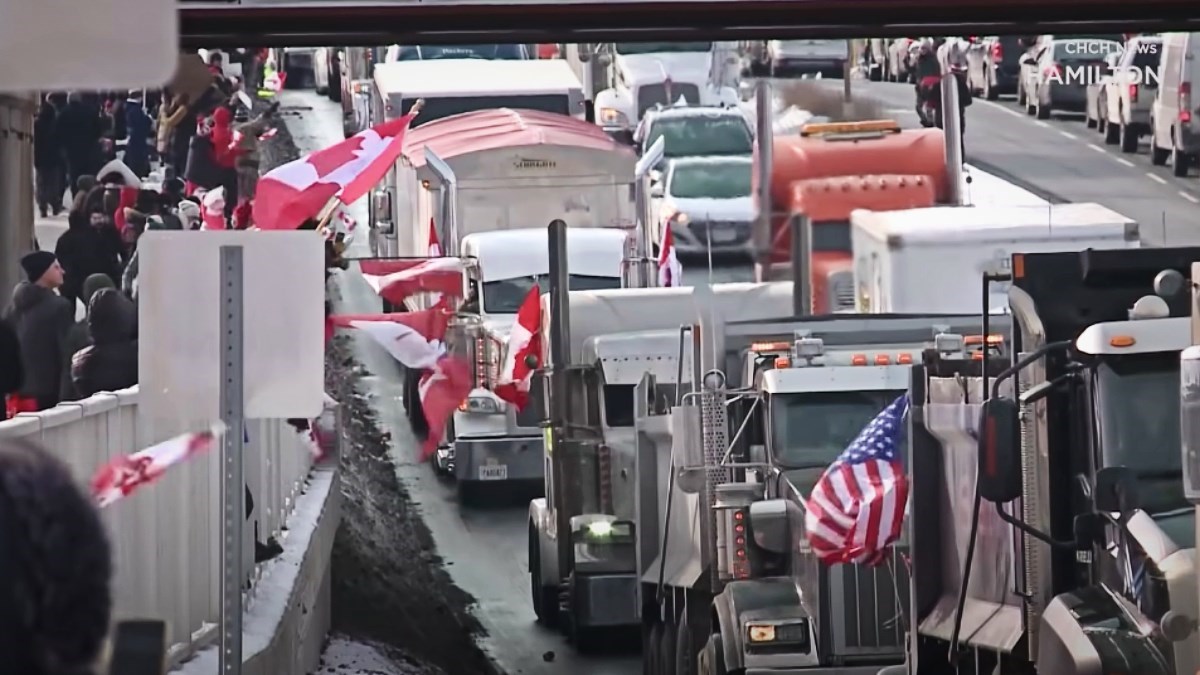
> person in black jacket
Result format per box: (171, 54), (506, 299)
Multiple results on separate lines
(56, 93), (102, 196)
(33, 97), (63, 218)
(4, 252), (72, 411)
(54, 210), (123, 308)
(71, 288), (137, 397)
(0, 319), (21, 420)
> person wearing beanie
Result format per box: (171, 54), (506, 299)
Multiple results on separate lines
(3, 252), (72, 411)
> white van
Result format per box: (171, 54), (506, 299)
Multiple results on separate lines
(1150, 32), (1200, 175)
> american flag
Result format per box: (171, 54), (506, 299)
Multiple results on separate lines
(805, 395), (909, 566)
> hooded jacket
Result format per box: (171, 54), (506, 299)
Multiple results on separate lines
(4, 282), (72, 400)
(54, 211), (123, 303)
(62, 274), (118, 401)
(123, 99), (152, 173)
(71, 289), (138, 398)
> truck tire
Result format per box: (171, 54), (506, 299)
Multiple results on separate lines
(528, 522), (558, 626)
(1119, 122), (1138, 153)
(675, 614), (697, 675)
(1175, 145), (1190, 177)
(404, 370), (428, 434)
(698, 634), (736, 675)
(646, 624), (663, 675)
(659, 617), (677, 675)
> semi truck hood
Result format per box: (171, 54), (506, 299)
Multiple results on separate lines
(663, 195), (754, 222)
(619, 53), (710, 84)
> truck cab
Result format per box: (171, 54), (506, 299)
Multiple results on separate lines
(591, 41), (740, 142)
(440, 227), (627, 503)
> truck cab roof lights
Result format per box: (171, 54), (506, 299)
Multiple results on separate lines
(874, 354), (890, 365)
(774, 356), (791, 368)
(850, 354), (868, 366)
(964, 334), (1004, 346)
(799, 119), (901, 138)
(750, 341), (791, 352)
(897, 353), (914, 364)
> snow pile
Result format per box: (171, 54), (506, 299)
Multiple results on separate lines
(317, 635), (444, 675)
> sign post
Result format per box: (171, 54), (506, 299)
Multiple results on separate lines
(218, 246), (246, 675)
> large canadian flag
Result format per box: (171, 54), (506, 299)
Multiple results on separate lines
(658, 225), (684, 287)
(92, 423), (225, 507)
(328, 309), (449, 369)
(493, 285), (541, 411)
(418, 356), (473, 458)
(253, 113), (417, 231)
(359, 258), (465, 307)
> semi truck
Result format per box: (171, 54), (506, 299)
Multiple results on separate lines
(899, 246), (1200, 675)
(849, 202), (1141, 314)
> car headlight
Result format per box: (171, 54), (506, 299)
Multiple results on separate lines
(746, 620), (809, 646)
(461, 395), (502, 415)
(599, 107), (629, 126)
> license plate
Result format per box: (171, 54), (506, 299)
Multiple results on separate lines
(479, 464), (508, 481)
(710, 228), (737, 243)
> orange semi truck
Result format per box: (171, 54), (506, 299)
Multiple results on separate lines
(751, 119), (953, 312)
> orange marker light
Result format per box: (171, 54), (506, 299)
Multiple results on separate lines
(897, 353), (913, 364)
(874, 354), (890, 365)
(851, 354), (868, 366)
(1110, 336), (1136, 348)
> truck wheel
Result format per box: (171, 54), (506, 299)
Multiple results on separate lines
(1151, 142), (1170, 166)
(1104, 118), (1120, 145)
(404, 371), (428, 434)
(675, 614), (697, 675)
(528, 522), (558, 626)
(1119, 122), (1138, 153)
(659, 616), (677, 675)
(1174, 147), (1190, 177)
(646, 624), (663, 675)
(698, 634), (732, 675)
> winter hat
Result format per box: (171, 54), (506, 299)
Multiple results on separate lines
(20, 251), (55, 282)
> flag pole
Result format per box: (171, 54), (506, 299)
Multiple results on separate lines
(313, 98), (426, 235)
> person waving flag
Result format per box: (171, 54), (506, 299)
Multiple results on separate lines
(805, 395), (909, 566)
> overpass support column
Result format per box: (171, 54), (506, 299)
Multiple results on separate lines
(0, 93), (36, 296)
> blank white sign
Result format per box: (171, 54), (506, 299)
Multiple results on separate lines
(0, 0), (177, 91)
(138, 231), (326, 421)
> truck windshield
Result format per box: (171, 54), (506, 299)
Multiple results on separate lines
(646, 117), (752, 159)
(409, 94), (570, 127)
(615, 42), (712, 55)
(394, 44), (528, 61)
(1096, 355), (1185, 516)
(770, 390), (906, 469)
(669, 162), (751, 199)
(482, 274), (620, 313)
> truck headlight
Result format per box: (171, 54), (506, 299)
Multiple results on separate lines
(746, 620), (809, 646)
(462, 395), (502, 414)
(599, 107), (628, 126)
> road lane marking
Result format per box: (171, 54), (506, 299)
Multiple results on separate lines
(1182, 191), (1200, 203)
(981, 100), (1025, 118)
(1034, 121), (1050, 128)
(1088, 144), (1106, 153)
(1059, 130), (1076, 139)
(1116, 158), (1134, 167)
(1147, 172), (1167, 184)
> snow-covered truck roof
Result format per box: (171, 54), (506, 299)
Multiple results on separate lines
(373, 59), (582, 99)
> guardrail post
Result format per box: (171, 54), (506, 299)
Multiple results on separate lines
(219, 245), (245, 675)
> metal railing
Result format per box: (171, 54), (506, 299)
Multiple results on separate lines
(0, 385), (323, 666)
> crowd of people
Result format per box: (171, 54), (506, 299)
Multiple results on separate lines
(2, 50), (283, 420)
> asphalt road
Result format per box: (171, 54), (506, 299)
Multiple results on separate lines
(284, 90), (641, 675)
(834, 79), (1200, 246)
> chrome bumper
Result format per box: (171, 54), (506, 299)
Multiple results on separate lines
(452, 435), (544, 484)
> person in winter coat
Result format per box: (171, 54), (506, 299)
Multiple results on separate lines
(210, 105), (241, 225)
(4, 252), (72, 411)
(71, 288), (137, 397)
(56, 93), (102, 196)
(61, 274), (119, 401)
(33, 97), (63, 218)
(122, 91), (153, 178)
(55, 209), (123, 307)
(231, 102), (279, 216)
(0, 319), (21, 420)
(156, 92), (189, 161)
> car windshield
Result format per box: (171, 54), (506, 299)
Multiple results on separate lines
(396, 44), (527, 61)
(669, 162), (751, 199)
(647, 117), (753, 158)
(770, 390), (906, 469)
(615, 42), (712, 55)
(482, 274), (619, 313)
(1096, 355), (1186, 516)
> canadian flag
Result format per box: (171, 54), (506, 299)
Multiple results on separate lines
(97, 158), (141, 234)
(231, 126), (278, 148)
(418, 355), (473, 458)
(92, 423), (225, 507)
(359, 258), (465, 308)
(428, 220), (442, 257)
(253, 113), (417, 231)
(658, 225), (684, 287)
(329, 309), (449, 369)
(200, 187), (227, 230)
(493, 285), (541, 410)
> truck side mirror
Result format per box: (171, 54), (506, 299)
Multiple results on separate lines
(977, 397), (1022, 503)
(749, 499), (793, 553)
(578, 43), (593, 62)
(1094, 466), (1139, 516)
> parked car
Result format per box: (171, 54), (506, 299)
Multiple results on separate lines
(1021, 37), (1122, 119)
(967, 35), (1023, 99)
(1086, 51), (1122, 131)
(650, 156), (754, 256)
(1150, 32), (1200, 174)
(761, 39), (848, 78)
(1096, 35), (1163, 152)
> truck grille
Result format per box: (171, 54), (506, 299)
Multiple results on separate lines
(637, 83), (701, 118)
(827, 271), (855, 311)
(819, 545), (909, 656)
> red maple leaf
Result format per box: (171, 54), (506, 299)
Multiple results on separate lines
(308, 135), (365, 181)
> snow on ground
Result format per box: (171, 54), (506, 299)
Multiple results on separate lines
(316, 635), (444, 675)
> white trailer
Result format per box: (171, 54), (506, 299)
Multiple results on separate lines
(850, 202), (1141, 314)
(368, 107), (639, 297)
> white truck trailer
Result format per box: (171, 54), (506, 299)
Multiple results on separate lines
(368, 106), (638, 272)
(849, 202), (1141, 314)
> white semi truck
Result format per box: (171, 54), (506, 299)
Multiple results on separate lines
(848, 202), (1141, 314)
